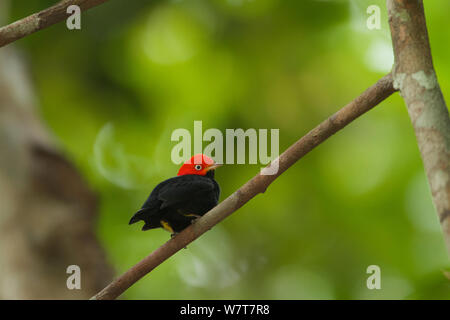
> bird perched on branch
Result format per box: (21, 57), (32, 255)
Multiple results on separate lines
(129, 154), (221, 236)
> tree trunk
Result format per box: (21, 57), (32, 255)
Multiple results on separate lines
(0, 2), (113, 299)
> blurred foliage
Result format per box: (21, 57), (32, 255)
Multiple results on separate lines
(9, 0), (450, 299)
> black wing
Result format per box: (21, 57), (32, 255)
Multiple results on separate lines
(157, 176), (217, 211)
(129, 175), (219, 229)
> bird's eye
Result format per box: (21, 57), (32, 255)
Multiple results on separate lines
(194, 164), (202, 171)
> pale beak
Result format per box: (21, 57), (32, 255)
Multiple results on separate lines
(205, 163), (222, 172)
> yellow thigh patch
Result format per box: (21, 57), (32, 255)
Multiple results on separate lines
(160, 220), (174, 233)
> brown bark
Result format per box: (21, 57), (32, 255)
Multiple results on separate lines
(0, 0), (110, 48)
(92, 74), (396, 300)
(0, 11), (113, 297)
(2, 0), (447, 300)
(387, 0), (450, 255)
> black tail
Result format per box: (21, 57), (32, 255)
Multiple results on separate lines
(142, 223), (158, 231)
(129, 208), (160, 231)
(129, 209), (145, 225)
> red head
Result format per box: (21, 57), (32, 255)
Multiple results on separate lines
(177, 154), (221, 176)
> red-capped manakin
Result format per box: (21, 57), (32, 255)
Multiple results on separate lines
(129, 154), (221, 236)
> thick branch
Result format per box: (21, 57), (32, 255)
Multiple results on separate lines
(91, 74), (396, 300)
(0, 0), (110, 48)
(387, 0), (450, 255)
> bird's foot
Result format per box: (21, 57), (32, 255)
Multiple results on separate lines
(190, 216), (202, 225)
(170, 232), (188, 249)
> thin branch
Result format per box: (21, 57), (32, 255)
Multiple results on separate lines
(0, 0), (110, 48)
(387, 0), (450, 255)
(91, 74), (396, 300)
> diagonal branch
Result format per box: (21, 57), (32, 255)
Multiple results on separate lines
(387, 0), (450, 255)
(0, 0), (110, 48)
(91, 74), (396, 300)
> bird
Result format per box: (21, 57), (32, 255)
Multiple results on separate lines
(129, 154), (221, 236)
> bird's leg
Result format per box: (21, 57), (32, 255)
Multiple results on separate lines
(169, 232), (187, 249)
(185, 214), (202, 224)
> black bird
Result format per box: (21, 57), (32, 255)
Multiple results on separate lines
(129, 154), (221, 235)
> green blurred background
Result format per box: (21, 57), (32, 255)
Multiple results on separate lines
(9, 0), (450, 299)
